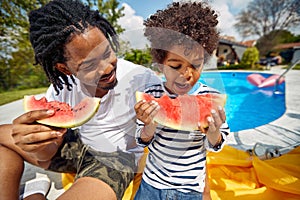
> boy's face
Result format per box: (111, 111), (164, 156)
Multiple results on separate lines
(55, 27), (118, 96)
(162, 45), (204, 95)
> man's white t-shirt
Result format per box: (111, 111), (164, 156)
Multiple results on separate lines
(46, 59), (161, 161)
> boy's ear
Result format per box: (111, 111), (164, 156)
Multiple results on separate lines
(152, 63), (164, 72)
(55, 63), (72, 75)
(158, 64), (164, 72)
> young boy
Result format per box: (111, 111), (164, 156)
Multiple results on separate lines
(0, 0), (161, 199)
(134, 2), (230, 200)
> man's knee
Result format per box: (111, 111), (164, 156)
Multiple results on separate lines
(0, 124), (13, 145)
(59, 177), (117, 200)
(0, 144), (24, 172)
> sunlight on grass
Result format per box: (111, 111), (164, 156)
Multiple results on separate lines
(0, 88), (48, 106)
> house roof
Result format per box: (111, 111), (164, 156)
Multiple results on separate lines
(219, 38), (248, 48)
(218, 38), (248, 60)
(274, 42), (300, 50)
(240, 40), (257, 47)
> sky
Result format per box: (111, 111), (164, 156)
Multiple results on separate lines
(117, 0), (253, 49)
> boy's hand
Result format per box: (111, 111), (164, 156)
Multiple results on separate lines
(134, 100), (160, 125)
(206, 106), (226, 135)
(199, 106), (226, 146)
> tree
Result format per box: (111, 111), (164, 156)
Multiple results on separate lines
(87, 0), (125, 34)
(256, 30), (298, 56)
(0, 0), (50, 91)
(0, 0), (125, 91)
(234, 0), (300, 40)
(1, 0), (49, 59)
(241, 47), (260, 69)
(124, 48), (152, 68)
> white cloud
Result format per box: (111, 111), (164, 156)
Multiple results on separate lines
(210, 1), (242, 40)
(230, 0), (251, 10)
(117, 3), (149, 49)
(117, 0), (259, 50)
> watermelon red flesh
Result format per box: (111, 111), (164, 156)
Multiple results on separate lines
(24, 96), (100, 128)
(136, 91), (226, 131)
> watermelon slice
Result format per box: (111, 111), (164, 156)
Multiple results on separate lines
(136, 91), (226, 132)
(24, 95), (100, 128)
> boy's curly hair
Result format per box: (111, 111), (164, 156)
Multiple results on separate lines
(144, 1), (219, 64)
(29, 0), (118, 94)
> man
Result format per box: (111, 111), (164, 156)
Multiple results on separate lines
(0, 0), (160, 199)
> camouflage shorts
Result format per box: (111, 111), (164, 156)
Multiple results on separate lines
(48, 129), (136, 200)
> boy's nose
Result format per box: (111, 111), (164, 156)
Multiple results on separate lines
(181, 67), (192, 80)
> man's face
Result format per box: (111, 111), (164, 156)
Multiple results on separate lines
(57, 27), (118, 95)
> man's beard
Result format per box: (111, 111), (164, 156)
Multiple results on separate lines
(99, 78), (118, 90)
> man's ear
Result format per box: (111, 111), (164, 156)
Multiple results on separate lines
(55, 63), (72, 75)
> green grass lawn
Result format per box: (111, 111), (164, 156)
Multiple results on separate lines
(293, 63), (300, 70)
(0, 87), (48, 106)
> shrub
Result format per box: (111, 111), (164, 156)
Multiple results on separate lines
(241, 47), (260, 69)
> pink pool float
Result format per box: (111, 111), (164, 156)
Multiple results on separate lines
(247, 73), (285, 88)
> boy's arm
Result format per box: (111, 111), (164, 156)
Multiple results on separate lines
(136, 122), (157, 145)
(135, 100), (159, 146)
(205, 106), (230, 152)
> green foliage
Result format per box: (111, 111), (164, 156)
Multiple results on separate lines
(241, 47), (260, 68)
(217, 64), (252, 70)
(87, 0), (125, 33)
(0, 0), (50, 91)
(124, 48), (152, 68)
(285, 34), (300, 43)
(0, 0), (49, 54)
(293, 64), (300, 70)
(256, 30), (299, 56)
(234, 0), (300, 40)
(0, 0), (125, 92)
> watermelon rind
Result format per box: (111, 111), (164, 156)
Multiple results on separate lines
(135, 91), (227, 132)
(24, 95), (100, 128)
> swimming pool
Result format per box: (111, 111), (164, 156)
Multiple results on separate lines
(191, 71), (286, 132)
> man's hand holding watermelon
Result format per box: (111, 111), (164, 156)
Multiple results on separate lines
(11, 109), (67, 164)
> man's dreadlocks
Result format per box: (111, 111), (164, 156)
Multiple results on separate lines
(29, 0), (119, 94)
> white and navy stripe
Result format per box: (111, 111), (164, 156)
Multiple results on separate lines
(136, 83), (230, 193)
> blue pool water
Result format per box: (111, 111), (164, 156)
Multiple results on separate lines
(191, 71), (286, 132)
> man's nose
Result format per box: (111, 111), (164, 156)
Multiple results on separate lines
(96, 51), (117, 75)
(97, 59), (115, 77)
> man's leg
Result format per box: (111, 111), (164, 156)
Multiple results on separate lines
(24, 194), (46, 200)
(0, 125), (132, 200)
(0, 145), (24, 200)
(0, 124), (48, 200)
(0, 124), (25, 200)
(0, 144), (50, 200)
(59, 177), (117, 200)
(55, 145), (135, 200)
